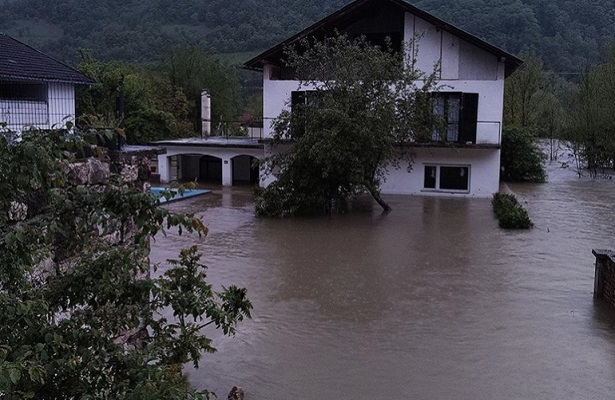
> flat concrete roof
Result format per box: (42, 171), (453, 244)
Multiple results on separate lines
(153, 136), (264, 149)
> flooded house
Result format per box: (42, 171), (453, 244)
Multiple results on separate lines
(247, 0), (523, 197)
(158, 0), (522, 197)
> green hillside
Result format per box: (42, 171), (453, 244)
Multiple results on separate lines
(1, 0), (613, 74)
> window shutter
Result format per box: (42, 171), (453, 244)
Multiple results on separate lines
(459, 93), (478, 144)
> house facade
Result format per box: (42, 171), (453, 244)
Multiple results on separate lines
(244, 0), (522, 197)
(0, 34), (94, 132)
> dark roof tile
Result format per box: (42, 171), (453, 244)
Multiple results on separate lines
(0, 34), (94, 85)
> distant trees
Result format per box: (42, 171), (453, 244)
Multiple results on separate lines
(77, 53), (194, 144)
(160, 45), (242, 133)
(501, 56), (554, 182)
(1, 0), (613, 72)
(567, 52), (615, 176)
(76, 46), (242, 144)
(504, 55), (564, 137)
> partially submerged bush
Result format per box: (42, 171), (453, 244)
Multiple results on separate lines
(500, 126), (547, 182)
(492, 193), (533, 229)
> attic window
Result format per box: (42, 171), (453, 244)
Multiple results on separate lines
(0, 81), (47, 101)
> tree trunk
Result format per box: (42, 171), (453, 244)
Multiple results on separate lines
(368, 187), (391, 212)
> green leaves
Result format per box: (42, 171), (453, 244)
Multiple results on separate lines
(492, 193), (533, 229)
(150, 247), (252, 367)
(0, 130), (251, 398)
(257, 33), (441, 216)
(567, 54), (615, 176)
(500, 126), (547, 182)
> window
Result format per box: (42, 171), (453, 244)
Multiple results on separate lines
(424, 165), (470, 192)
(433, 93), (460, 141)
(432, 92), (479, 144)
(0, 81), (47, 101)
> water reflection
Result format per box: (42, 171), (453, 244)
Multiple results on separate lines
(151, 165), (615, 399)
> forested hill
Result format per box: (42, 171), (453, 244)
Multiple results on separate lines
(0, 0), (345, 63)
(0, 0), (614, 73)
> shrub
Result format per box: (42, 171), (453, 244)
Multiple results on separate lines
(500, 126), (547, 182)
(492, 192), (533, 229)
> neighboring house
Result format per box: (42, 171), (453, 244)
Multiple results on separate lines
(0, 34), (94, 132)
(244, 0), (523, 197)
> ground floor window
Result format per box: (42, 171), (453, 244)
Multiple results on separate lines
(423, 165), (470, 192)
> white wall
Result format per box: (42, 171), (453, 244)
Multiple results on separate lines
(381, 148), (501, 197)
(262, 77), (503, 145)
(262, 11), (506, 143)
(157, 145), (265, 186)
(404, 13), (503, 82)
(259, 9), (507, 197)
(48, 83), (75, 129)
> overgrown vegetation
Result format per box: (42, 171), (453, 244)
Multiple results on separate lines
(492, 193), (533, 229)
(76, 46), (242, 144)
(255, 34), (440, 216)
(0, 129), (252, 398)
(500, 126), (547, 182)
(566, 51), (615, 177)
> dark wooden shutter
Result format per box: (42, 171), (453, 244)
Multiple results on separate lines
(459, 93), (479, 144)
(291, 91), (306, 137)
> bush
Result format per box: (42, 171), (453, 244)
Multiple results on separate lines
(492, 193), (533, 229)
(500, 126), (547, 182)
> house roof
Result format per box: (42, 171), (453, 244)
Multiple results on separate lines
(0, 34), (94, 85)
(244, 0), (523, 77)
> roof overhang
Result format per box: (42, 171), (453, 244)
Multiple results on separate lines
(244, 0), (523, 77)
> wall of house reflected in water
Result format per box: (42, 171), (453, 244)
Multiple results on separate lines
(150, 164), (615, 399)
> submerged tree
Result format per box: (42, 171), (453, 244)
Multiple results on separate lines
(500, 126), (547, 182)
(0, 129), (252, 398)
(255, 33), (440, 216)
(567, 52), (615, 176)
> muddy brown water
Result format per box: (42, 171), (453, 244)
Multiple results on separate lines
(151, 162), (615, 399)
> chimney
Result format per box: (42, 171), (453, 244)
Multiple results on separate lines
(201, 90), (211, 138)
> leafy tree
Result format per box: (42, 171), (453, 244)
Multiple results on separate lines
(500, 126), (546, 182)
(160, 45), (243, 133)
(504, 55), (564, 136)
(77, 53), (194, 144)
(567, 51), (615, 176)
(0, 129), (252, 398)
(255, 34), (440, 216)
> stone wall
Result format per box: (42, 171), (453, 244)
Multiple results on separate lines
(65, 149), (159, 348)
(593, 249), (615, 307)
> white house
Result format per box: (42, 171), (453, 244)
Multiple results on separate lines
(0, 34), (94, 132)
(243, 0), (523, 197)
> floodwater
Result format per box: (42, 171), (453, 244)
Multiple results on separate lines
(150, 160), (615, 400)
